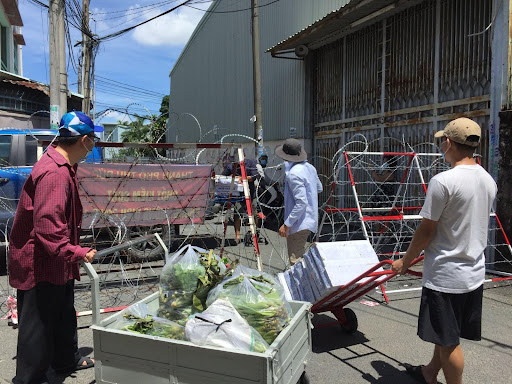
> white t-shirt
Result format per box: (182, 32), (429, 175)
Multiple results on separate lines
(420, 164), (497, 293)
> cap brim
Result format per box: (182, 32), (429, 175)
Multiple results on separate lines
(275, 145), (307, 162)
(434, 130), (445, 138)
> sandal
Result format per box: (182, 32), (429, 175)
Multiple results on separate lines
(404, 364), (427, 384)
(75, 356), (95, 371)
(55, 356), (94, 373)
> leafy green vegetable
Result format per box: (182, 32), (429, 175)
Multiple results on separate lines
(207, 270), (292, 344)
(122, 313), (185, 340)
(158, 248), (229, 325)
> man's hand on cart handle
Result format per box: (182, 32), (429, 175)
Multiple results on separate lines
(83, 249), (97, 263)
(279, 224), (289, 238)
(391, 258), (410, 275)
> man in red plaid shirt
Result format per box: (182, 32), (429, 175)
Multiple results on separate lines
(9, 111), (98, 384)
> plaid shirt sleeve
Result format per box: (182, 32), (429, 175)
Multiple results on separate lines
(33, 171), (89, 263)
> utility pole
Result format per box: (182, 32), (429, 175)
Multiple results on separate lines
(49, 0), (67, 129)
(82, 0), (91, 114)
(251, 0), (264, 158)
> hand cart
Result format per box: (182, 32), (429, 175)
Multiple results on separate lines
(311, 256), (423, 333)
(82, 235), (313, 384)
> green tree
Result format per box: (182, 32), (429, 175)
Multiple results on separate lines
(118, 96), (169, 158)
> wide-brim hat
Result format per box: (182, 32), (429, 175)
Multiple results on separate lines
(434, 117), (481, 147)
(275, 138), (307, 162)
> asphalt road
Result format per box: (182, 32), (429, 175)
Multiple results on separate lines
(1, 222), (511, 384)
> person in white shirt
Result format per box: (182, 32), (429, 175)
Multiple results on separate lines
(392, 117), (497, 384)
(275, 139), (323, 265)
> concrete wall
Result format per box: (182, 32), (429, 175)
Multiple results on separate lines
(0, 110), (48, 129)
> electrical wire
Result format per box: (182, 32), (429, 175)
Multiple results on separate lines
(92, 0), (196, 43)
(92, 0), (179, 23)
(27, 0), (48, 8)
(94, 87), (165, 104)
(92, 0), (179, 16)
(186, 0), (281, 14)
(95, 76), (166, 97)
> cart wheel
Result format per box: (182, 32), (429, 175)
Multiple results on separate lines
(341, 308), (358, 334)
(298, 372), (310, 384)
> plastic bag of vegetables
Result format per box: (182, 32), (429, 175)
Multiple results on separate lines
(123, 315), (185, 340)
(206, 265), (292, 344)
(158, 244), (227, 325)
(185, 299), (269, 353)
(111, 302), (185, 340)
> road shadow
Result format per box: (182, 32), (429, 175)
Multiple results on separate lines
(361, 360), (440, 383)
(311, 313), (370, 353)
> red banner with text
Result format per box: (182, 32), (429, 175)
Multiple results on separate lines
(77, 163), (213, 228)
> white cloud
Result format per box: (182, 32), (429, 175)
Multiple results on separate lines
(131, 2), (212, 47)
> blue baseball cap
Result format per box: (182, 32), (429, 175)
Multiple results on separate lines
(58, 111), (96, 137)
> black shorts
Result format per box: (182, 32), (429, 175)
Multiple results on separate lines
(417, 285), (483, 347)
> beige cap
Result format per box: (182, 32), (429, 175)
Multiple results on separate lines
(434, 117), (481, 147)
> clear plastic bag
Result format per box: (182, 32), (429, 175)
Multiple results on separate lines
(158, 245), (228, 325)
(185, 299), (269, 353)
(111, 302), (185, 340)
(206, 265), (293, 345)
(158, 245), (207, 325)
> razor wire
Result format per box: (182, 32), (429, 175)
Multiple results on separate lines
(1, 134), (511, 318)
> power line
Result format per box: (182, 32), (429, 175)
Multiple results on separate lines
(95, 75), (167, 97)
(27, 0), (48, 8)
(87, 0), (195, 43)
(94, 87), (165, 104)
(92, 0), (179, 16)
(186, 0), (280, 14)
(92, 3), (178, 33)
(92, 0), (179, 21)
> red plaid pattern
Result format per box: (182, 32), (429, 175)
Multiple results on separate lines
(8, 146), (91, 290)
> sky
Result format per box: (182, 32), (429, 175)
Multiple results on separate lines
(19, 0), (213, 124)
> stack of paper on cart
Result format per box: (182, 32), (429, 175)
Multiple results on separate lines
(278, 240), (383, 305)
(214, 175), (243, 196)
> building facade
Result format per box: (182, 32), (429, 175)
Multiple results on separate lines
(0, 0), (24, 75)
(0, 0), (82, 129)
(168, 0), (349, 158)
(169, 0), (510, 179)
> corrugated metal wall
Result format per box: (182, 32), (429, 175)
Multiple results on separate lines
(168, 0), (351, 144)
(312, 0), (493, 202)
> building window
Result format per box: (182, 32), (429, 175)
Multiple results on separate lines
(0, 136), (12, 164)
(13, 43), (18, 74)
(1, 26), (8, 71)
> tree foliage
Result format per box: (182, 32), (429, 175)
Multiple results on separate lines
(118, 96), (169, 158)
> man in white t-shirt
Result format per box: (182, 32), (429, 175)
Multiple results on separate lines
(392, 117), (497, 384)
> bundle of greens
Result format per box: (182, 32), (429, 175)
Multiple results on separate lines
(158, 245), (229, 325)
(193, 250), (230, 311)
(122, 313), (185, 340)
(206, 266), (292, 344)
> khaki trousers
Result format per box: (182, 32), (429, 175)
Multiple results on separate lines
(286, 229), (312, 265)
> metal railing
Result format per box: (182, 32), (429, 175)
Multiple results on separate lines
(81, 233), (167, 326)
